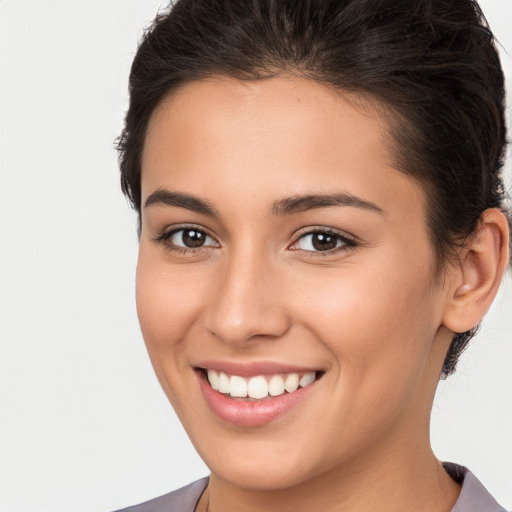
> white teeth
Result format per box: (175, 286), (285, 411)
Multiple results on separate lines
(284, 373), (299, 393)
(205, 370), (318, 399)
(247, 376), (269, 399)
(218, 371), (230, 394)
(268, 375), (285, 396)
(299, 371), (316, 388)
(207, 369), (219, 391)
(229, 375), (248, 397)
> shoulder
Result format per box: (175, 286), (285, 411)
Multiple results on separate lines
(112, 477), (209, 512)
(110, 467), (508, 512)
(445, 463), (508, 512)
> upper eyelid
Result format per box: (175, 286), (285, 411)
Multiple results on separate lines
(158, 224), (217, 240)
(152, 225), (220, 251)
(291, 226), (357, 243)
(173, 227), (218, 243)
(288, 229), (358, 254)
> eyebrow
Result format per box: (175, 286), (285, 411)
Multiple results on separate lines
(144, 189), (219, 217)
(144, 189), (384, 217)
(271, 193), (384, 216)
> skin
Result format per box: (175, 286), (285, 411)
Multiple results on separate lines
(136, 76), (507, 512)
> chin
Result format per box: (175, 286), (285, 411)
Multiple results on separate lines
(208, 455), (319, 491)
(188, 425), (335, 492)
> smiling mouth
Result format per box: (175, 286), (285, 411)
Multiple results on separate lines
(203, 369), (323, 400)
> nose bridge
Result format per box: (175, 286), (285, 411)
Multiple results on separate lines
(204, 243), (289, 345)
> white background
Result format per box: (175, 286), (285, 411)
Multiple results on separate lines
(0, 1), (511, 511)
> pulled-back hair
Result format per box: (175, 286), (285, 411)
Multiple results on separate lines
(117, 0), (509, 377)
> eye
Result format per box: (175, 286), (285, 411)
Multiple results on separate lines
(291, 229), (356, 253)
(155, 227), (218, 251)
(170, 228), (215, 248)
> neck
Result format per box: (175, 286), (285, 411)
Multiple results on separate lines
(204, 441), (460, 512)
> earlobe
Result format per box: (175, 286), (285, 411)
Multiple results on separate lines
(443, 208), (510, 334)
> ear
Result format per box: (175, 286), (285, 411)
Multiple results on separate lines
(442, 208), (510, 334)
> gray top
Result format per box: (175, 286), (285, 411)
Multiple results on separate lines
(113, 463), (507, 512)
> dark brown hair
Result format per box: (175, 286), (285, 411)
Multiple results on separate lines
(117, 0), (509, 377)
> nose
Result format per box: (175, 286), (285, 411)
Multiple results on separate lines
(203, 249), (291, 346)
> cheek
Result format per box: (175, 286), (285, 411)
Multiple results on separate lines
(134, 248), (211, 418)
(289, 251), (440, 383)
(135, 248), (204, 355)
(285, 261), (440, 454)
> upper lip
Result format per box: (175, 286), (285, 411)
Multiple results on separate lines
(194, 360), (323, 377)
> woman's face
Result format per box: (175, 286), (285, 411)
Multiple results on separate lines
(137, 77), (454, 489)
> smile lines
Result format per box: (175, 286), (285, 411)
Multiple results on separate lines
(206, 370), (319, 399)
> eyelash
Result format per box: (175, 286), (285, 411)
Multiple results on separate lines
(153, 226), (358, 256)
(153, 226), (218, 255)
(289, 228), (357, 257)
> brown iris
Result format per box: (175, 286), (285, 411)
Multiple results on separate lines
(181, 229), (207, 248)
(311, 232), (338, 251)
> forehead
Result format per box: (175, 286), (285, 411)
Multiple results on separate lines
(144, 76), (390, 152)
(141, 76), (427, 228)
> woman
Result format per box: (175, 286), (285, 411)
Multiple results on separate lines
(115, 0), (510, 510)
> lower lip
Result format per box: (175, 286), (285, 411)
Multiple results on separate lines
(197, 371), (319, 427)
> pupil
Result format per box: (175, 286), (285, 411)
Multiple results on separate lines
(182, 230), (205, 248)
(312, 233), (337, 251)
